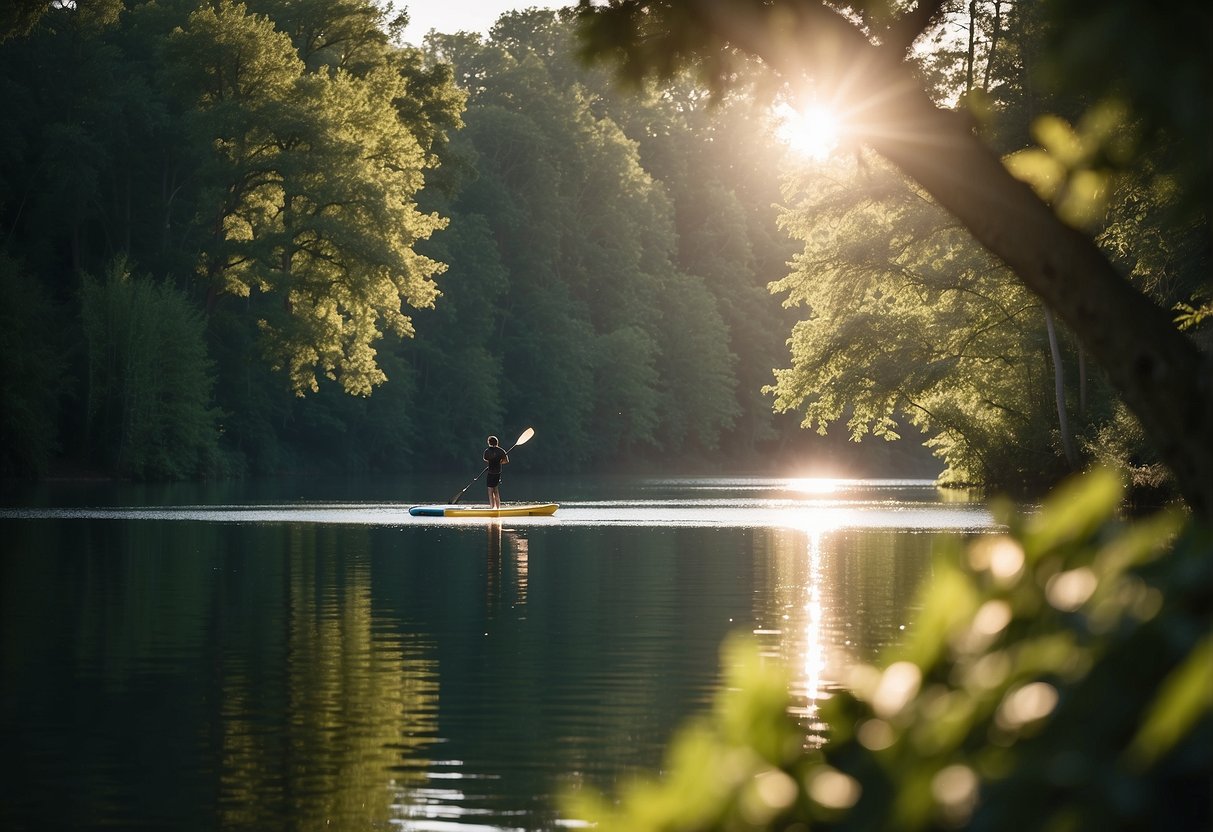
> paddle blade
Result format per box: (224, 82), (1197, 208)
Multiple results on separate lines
(514, 427), (535, 447)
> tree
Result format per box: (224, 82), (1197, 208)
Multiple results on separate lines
(653, 88), (800, 456)
(0, 0), (46, 42)
(593, 325), (662, 451)
(426, 17), (748, 466)
(0, 255), (65, 477)
(162, 0), (449, 397)
(770, 152), (1080, 491)
(0, 0), (122, 43)
(0, 0), (466, 476)
(407, 212), (509, 464)
(756, 0), (1204, 494)
(654, 271), (741, 452)
(81, 259), (220, 479)
(576, 0), (1213, 520)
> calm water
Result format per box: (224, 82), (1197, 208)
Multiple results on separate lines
(0, 476), (993, 831)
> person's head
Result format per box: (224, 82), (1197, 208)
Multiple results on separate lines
(487, 435), (499, 446)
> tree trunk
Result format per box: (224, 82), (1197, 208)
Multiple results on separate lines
(1078, 345), (1087, 418)
(965, 0), (977, 94)
(1044, 307), (1077, 468)
(982, 0), (1003, 93)
(866, 82), (1213, 519)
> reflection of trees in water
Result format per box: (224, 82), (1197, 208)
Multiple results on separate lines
(217, 525), (439, 830)
(751, 527), (940, 744)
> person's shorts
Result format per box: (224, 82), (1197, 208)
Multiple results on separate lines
(487, 472), (502, 488)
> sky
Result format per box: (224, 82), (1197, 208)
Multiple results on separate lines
(398, 0), (571, 44)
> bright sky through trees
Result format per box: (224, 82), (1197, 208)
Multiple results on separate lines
(399, 0), (568, 42)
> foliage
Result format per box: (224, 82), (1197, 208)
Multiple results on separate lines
(593, 325), (662, 452)
(161, 0), (448, 396)
(570, 470), (1212, 830)
(0, 0), (464, 476)
(1083, 403), (1174, 505)
(1033, 0), (1211, 226)
(0, 0), (46, 42)
(1, 1), (817, 478)
(0, 255), (66, 477)
(574, 0), (1208, 496)
(770, 152), (1083, 491)
(1174, 297), (1213, 332)
(81, 259), (221, 479)
(405, 212), (509, 462)
(0, 0), (123, 43)
(654, 271), (740, 452)
(420, 12), (788, 469)
(1095, 171), (1210, 341)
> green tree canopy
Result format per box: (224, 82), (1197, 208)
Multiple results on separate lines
(82, 259), (220, 479)
(162, 0), (450, 395)
(424, 14), (761, 467)
(770, 152), (1081, 491)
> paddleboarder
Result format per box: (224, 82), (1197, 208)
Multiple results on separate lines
(483, 435), (509, 508)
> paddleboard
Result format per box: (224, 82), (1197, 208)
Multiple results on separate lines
(409, 503), (558, 518)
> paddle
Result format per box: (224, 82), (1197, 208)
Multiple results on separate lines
(448, 427), (535, 504)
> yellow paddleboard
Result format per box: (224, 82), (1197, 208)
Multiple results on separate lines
(409, 503), (558, 517)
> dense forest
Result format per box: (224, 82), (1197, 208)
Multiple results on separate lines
(0, 0), (1207, 494)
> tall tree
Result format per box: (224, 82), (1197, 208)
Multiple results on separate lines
(772, 153), (1076, 490)
(162, 0), (449, 396)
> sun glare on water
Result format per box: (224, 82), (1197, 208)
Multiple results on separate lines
(785, 477), (842, 495)
(775, 103), (842, 161)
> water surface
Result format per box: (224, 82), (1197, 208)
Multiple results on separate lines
(0, 477), (994, 831)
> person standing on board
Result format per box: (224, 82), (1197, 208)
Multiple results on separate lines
(483, 436), (509, 508)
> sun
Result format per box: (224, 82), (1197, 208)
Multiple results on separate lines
(775, 102), (842, 161)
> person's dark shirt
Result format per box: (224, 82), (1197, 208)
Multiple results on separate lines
(483, 446), (507, 473)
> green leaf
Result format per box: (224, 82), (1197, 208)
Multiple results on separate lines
(1023, 468), (1123, 557)
(1128, 633), (1213, 768)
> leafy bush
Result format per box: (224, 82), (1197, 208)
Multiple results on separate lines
(0, 253), (66, 477)
(82, 259), (221, 479)
(571, 470), (1211, 830)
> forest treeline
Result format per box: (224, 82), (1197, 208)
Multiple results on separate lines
(0, 0), (1206, 491)
(0, 0), (865, 480)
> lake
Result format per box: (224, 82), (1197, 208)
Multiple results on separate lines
(0, 475), (994, 831)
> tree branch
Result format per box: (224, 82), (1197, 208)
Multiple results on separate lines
(886, 0), (950, 56)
